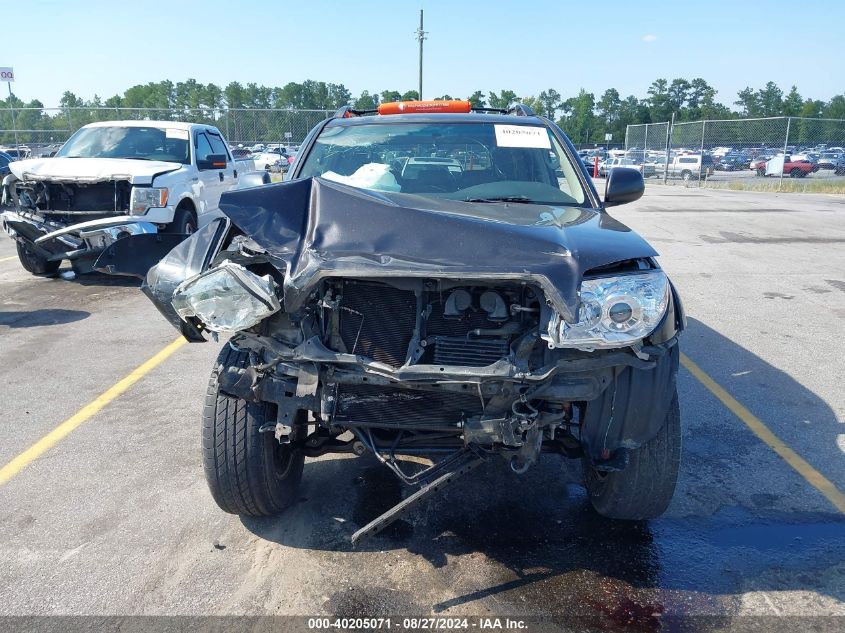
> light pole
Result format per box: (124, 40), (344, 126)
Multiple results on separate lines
(415, 10), (427, 100)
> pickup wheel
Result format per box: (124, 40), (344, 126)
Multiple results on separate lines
(756, 168), (766, 177)
(789, 168), (803, 178)
(16, 241), (61, 277)
(165, 206), (197, 234)
(583, 390), (681, 520)
(202, 345), (305, 517)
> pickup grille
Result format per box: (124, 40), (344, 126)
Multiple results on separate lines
(41, 181), (130, 214)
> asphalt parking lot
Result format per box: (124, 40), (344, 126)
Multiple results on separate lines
(1, 186), (844, 627)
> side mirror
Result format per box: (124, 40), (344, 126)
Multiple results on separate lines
(604, 167), (644, 207)
(197, 154), (228, 170)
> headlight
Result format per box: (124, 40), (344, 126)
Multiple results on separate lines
(129, 187), (169, 215)
(171, 261), (281, 333)
(543, 271), (669, 350)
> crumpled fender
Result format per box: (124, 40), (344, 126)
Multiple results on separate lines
(581, 342), (679, 463)
(94, 217), (231, 341)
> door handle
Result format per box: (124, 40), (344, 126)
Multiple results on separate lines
(218, 172), (224, 182)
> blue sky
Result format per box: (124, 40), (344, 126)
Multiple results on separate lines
(9, 0), (843, 107)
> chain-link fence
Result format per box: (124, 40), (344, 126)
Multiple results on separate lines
(0, 107), (335, 155)
(624, 121), (669, 156)
(625, 116), (845, 192)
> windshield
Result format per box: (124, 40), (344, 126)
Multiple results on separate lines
(298, 121), (588, 206)
(56, 126), (190, 164)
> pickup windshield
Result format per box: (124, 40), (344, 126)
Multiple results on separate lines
(298, 121), (588, 206)
(56, 126), (190, 164)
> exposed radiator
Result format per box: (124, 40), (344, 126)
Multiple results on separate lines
(425, 300), (506, 337)
(334, 384), (484, 428)
(432, 336), (510, 367)
(338, 281), (417, 367)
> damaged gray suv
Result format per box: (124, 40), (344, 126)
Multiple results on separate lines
(98, 100), (684, 543)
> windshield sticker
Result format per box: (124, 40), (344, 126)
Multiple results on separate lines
(166, 128), (189, 140)
(494, 125), (551, 149)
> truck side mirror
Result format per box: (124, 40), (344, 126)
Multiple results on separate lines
(197, 154), (228, 170)
(604, 167), (644, 207)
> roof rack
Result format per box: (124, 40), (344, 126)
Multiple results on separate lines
(470, 104), (536, 117)
(332, 101), (536, 119)
(333, 105), (376, 118)
(508, 103), (536, 117)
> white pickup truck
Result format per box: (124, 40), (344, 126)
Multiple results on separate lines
(1, 120), (268, 276)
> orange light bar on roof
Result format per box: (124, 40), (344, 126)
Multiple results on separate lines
(377, 100), (472, 115)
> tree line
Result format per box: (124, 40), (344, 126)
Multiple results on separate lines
(1, 77), (843, 145)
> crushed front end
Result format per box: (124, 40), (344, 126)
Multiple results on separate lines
(1, 170), (161, 273)
(111, 177), (683, 541)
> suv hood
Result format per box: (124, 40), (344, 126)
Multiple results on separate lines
(9, 157), (183, 184)
(218, 178), (658, 321)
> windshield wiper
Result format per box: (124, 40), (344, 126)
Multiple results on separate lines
(463, 196), (533, 203)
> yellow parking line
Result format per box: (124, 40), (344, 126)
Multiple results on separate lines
(681, 352), (845, 515)
(0, 337), (187, 486)
(0, 255), (17, 263)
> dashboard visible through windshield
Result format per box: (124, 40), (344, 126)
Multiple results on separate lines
(297, 121), (588, 206)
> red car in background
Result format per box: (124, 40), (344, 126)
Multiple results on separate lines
(753, 155), (817, 178)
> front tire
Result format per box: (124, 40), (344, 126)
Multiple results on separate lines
(165, 206), (196, 234)
(202, 345), (305, 517)
(583, 390), (681, 520)
(16, 241), (61, 276)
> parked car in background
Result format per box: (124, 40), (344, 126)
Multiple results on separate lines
(757, 155), (816, 178)
(231, 148), (253, 159)
(715, 153), (748, 171)
(254, 147), (289, 172)
(791, 152), (819, 164)
(1, 120), (268, 276)
(817, 152), (845, 170)
(663, 154), (714, 182)
(599, 157), (656, 178)
(0, 147), (31, 160)
(750, 156), (772, 174)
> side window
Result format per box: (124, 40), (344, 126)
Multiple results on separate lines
(207, 133), (229, 161)
(195, 133), (214, 163)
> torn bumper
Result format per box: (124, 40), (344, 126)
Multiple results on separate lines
(1, 209), (158, 263)
(228, 328), (680, 464)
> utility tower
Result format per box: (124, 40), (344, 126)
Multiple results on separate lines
(415, 10), (427, 100)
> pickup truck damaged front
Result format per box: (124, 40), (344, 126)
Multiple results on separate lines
(97, 176), (684, 542)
